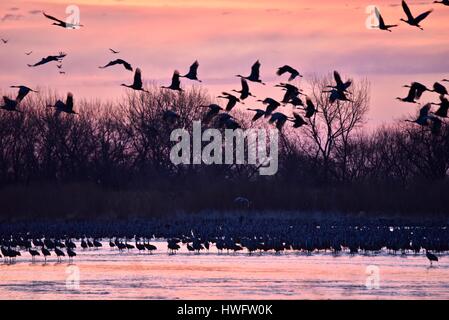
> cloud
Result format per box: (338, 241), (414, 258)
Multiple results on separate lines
(1, 14), (23, 22)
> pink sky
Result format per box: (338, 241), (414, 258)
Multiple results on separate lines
(1, 0), (449, 127)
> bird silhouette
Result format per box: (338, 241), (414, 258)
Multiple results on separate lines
(431, 96), (449, 118)
(397, 86), (419, 103)
(375, 7), (398, 32)
(403, 82), (431, 100)
(426, 250), (438, 266)
(25, 51), (33, 55)
(181, 61), (202, 82)
(122, 68), (149, 92)
(43, 12), (83, 29)
(269, 112), (290, 130)
(289, 112), (308, 128)
(29, 248), (40, 262)
(41, 247), (51, 263)
(325, 89), (352, 103)
(0, 96), (21, 113)
(431, 82), (448, 96)
(232, 78), (254, 100)
(1, 39), (8, 44)
(109, 48), (120, 54)
(10, 85), (38, 102)
(405, 103), (432, 126)
(28, 52), (66, 67)
(258, 98), (281, 116)
(99, 59), (133, 71)
(218, 92), (242, 112)
(55, 247), (65, 262)
(247, 108), (266, 122)
(162, 71), (183, 92)
(48, 92), (77, 114)
(67, 248), (76, 261)
(276, 65), (302, 81)
(304, 98), (319, 118)
(400, 0), (432, 30)
(237, 60), (265, 85)
(327, 71), (351, 93)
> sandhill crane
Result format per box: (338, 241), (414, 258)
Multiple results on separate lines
(397, 86), (419, 103)
(375, 7), (398, 32)
(125, 241), (135, 251)
(81, 239), (88, 250)
(237, 60), (265, 85)
(55, 247), (65, 262)
(403, 82), (431, 100)
(400, 1), (432, 30)
(257, 98), (280, 116)
(289, 96), (304, 108)
(168, 239), (181, 254)
(426, 250), (438, 266)
(181, 61), (202, 82)
(276, 65), (302, 81)
(434, 0), (449, 5)
(162, 71), (183, 92)
(305, 98), (318, 118)
(10, 85), (38, 102)
(121, 68), (149, 93)
(289, 112), (308, 128)
(25, 51), (33, 55)
(187, 243), (195, 252)
(135, 240), (145, 253)
(144, 241), (157, 254)
(431, 96), (449, 118)
(247, 108), (265, 121)
(327, 71), (351, 93)
(109, 239), (116, 249)
(29, 248), (40, 262)
(432, 82), (448, 96)
(93, 239), (102, 249)
(269, 112), (290, 130)
(232, 78), (254, 100)
(405, 103), (432, 126)
(218, 92), (242, 112)
(48, 92), (77, 114)
(41, 247), (51, 263)
(67, 248), (76, 261)
(1, 96), (21, 112)
(325, 89), (352, 103)
(215, 112), (233, 127)
(99, 59), (133, 71)
(43, 12), (83, 29)
(1, 39), (8, 44)
(28, 52), (66, 67)
(202, 104), (223, 123)
(109, 48), (120, 54)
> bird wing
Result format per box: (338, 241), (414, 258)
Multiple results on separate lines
(172, 71), (181, 88)
(66, 93), (74, 111)
(419, 104), (431, 118)
(276, 65), (290, 76)
(250, 60), (261, 79)
(43, 12), (65, 24)
(306, 97), (315, 110)
(118, 59), (133, 71)
(401, 0), (414, 20)
(189, 61), (199, 75)
(16, 87), (29, 102)
(241, 78), (250, 93)
(333, 71), (343, 87)
(415, 9), (433, 24)
(375, 7), (386, 28)
(134, 68), (143, 88)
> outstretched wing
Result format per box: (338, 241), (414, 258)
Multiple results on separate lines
(241, 78), (250, 93)
(333, 71), (343, 87)
(401, 0), (414, 21)
(250, 60), (261, 79)
(375, 7), (385, 28)
(189, 61), (199, 75)
(43, 12), (65, 24)
(172, 71), (181, 88)
(276, 65), (290, 76)
(133, 68), (143, 88)
(16, 87), (29, 102)
(415, 9), (432, 24)
(419, 103), (431, 118)
(66, 93), (74, 111)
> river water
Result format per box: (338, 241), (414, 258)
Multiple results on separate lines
(0, 241), (447, 300)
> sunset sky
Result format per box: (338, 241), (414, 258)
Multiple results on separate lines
(1, 0), (449, 127)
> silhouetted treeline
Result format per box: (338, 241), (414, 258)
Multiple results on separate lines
(1, 81), (448, 219)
